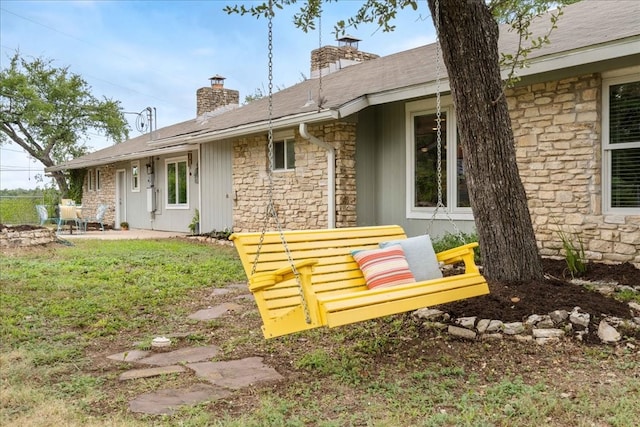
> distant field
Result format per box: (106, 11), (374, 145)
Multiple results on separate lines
(0, 196), (45, 225)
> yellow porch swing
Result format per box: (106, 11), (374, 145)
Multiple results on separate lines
(230, 0), (489, 339)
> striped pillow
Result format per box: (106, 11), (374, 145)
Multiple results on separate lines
(352, 245), (416, 290)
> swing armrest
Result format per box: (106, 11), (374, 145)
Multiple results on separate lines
(436, 242), (480, 274)
(249, 259), (319, 292)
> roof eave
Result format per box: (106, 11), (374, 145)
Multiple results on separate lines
(45, 144), (193, 172)
(148, 109), (340, 148)
(503, 36), (640, 79)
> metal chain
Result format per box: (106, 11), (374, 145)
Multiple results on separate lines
(428, 0), (466, 243)
(317, 0), (322, 109)
(251, 1), (312, 324)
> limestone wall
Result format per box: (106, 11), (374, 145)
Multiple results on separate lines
(82, 166), (116, 228)
(509, 74), (639, 265)
(0, 226), (57, 248)
(232, 122), (357, 232)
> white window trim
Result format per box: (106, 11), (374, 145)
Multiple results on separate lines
(272, 137), (295, 172)
(96, 168), (102, 191)
(88, 169), (95, 191)
(602, 68), (640, 215)
(164, 156), (190, 210)
(131, 160), (140, 193)
(405, 97), (473, 220)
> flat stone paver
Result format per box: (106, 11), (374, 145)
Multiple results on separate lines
(188, 303), (243, 321)
(186, 356), (284, 390)
(119, 365), (187, 381)
(128, 383), (231, 415)
(106, 349), (150, 362)
(137, 345), (220, 366)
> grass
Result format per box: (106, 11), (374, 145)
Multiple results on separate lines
(1, 238), (639, 426)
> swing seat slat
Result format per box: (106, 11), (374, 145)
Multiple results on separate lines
(231, 225), (489, 339)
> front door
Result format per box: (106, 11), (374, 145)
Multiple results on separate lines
(115, 169), (126, 228)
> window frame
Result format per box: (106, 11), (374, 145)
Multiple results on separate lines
(131, 160), (140, 193)
(602, 68), (640, 214)
(405, 97), (472, 220)
(96, 168), (102, 191)
(87, 169), (95, 191)
(165, 156), (190, 209)
(271, 137), (295, 172)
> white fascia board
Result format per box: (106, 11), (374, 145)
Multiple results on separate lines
(46, 144), (192, 172)
(149, 110), (339, 148)
(336, 81), (452, 117)
(505, 37), (640, 79)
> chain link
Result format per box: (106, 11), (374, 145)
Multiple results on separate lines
(317, 1), (322, 109)
(428, 0), (466, 243)
(252, 1), (312, 324)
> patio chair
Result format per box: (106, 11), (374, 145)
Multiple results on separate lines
(57, 205), (82, 234)
(82, 204), (108, 232)
(35, 205), (57, 226)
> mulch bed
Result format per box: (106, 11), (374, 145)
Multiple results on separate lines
(438, 258), (640, 343)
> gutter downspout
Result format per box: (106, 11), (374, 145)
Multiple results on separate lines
(299, 123), (335, 229)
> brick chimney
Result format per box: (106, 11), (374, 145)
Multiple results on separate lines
(310, 36), (379, 78)
(196, 75), (240, 116)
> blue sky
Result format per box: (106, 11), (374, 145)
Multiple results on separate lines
(0, 0), (436, 190)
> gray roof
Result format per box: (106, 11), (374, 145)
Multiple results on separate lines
(48, 0), (640, 172)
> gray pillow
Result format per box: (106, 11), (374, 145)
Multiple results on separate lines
(379, 235), (442, 281)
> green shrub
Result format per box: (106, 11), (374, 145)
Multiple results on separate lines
(432, 231), (481, 263)
(557, 229), (587, 278)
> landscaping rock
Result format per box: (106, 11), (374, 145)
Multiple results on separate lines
(549, 309), (569, 324)
(413, 308), (447, 321)
(503, 322), (525, 335)
(447, 325), (477, 340)
(597, 320), (621, 343)
(569, 307), (590, 328)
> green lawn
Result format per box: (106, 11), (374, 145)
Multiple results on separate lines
(1, 239), (638, 426)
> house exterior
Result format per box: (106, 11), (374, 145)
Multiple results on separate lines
(47, 1), (640, 266)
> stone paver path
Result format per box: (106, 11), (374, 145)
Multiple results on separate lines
(129, 384), (232, 415)
(187, 357), (284, 390)
(106, 349), (150, 362)
(119, 365), (187, 381)
(136, 344), (220, 366)
(107, 287), (286, 416)
(187, 303), (243, 321)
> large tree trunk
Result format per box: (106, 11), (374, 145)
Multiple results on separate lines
(51, 170), (70, 196)
(427, 0), (544, 282)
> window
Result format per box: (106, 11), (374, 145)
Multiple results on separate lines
(166, 157), (189, 208)
(603, 72), (640, 213)
(272, 138), (295, 171)
(406, 98), (471, 219)
(131, 161), (140, 192)
(88, 169), (95, 191)
(96, 168), (102, 190)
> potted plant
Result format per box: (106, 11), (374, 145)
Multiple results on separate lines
(120, 221), (129, 230)
(188, 209), (200, 235)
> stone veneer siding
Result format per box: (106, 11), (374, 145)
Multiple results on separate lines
(81, 165), (116, 228)
(196, 87), (240, 116)
(311, 46), (379, 72)
(232, 122), (357, 232)
(509, 73), (640, 265)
